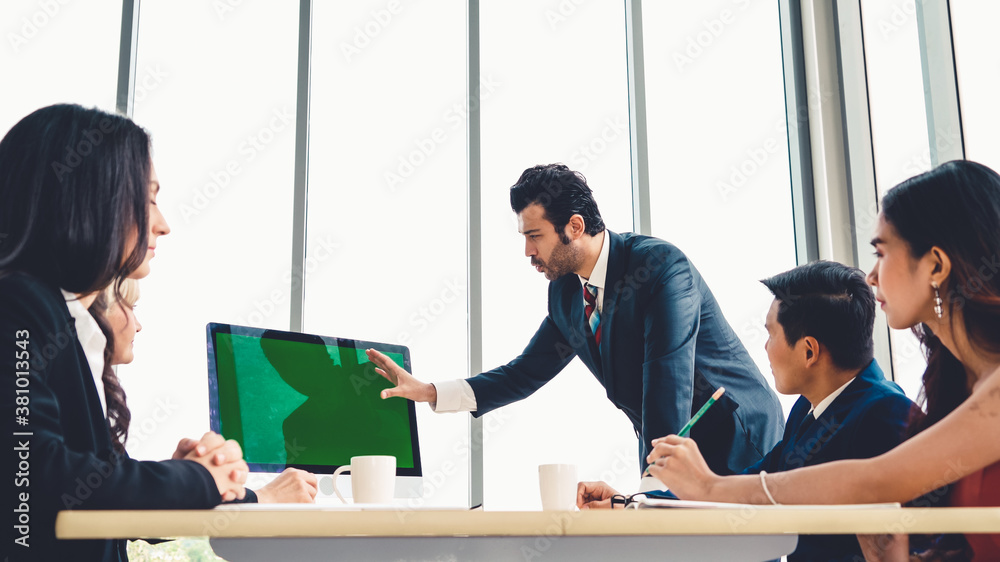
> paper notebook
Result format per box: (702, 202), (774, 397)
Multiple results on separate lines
(627, 497), (901, 510)
(214, 503), (464, 512)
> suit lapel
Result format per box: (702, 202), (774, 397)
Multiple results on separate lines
(795, 365), (882, 460)
(561, 278), (600, 375)
(813, 361), (880, 423)
(600, 231), (626, 400)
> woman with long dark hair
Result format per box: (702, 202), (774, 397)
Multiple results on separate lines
(1, 104), (248, 561)
(643, 160), (1000, 560)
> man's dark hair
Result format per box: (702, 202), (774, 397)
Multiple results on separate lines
(760, 260), (875, 370)
(509, 163), (605, 243)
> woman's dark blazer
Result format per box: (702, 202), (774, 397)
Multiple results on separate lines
(2, 272), (220, 561)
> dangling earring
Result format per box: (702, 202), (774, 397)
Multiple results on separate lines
(932, 282), (943, 319)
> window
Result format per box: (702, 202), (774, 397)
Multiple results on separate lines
(643, 0), (798, 414)
(479, 0), (636, 510)
(2, 0), (878, 511)
(303, 0), (469, 507)
(860, 0), (932, 398)
(0, 0), (121, 134)
(123, 0), (299, 461)
(951, 0), (1000, 172)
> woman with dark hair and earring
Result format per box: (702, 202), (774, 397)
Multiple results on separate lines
(1, 104), (249, 561)
(642, 160), (1000, 560)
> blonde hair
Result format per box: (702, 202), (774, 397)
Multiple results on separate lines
(105, 278), (140, 308)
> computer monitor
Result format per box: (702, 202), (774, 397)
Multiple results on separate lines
(206, 323), (423, 498)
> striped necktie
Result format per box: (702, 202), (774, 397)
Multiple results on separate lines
(583, 283), (601, 344)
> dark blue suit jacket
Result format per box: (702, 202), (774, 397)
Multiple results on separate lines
(467, 231), (784, 473)
(743, 360), (914, 562)
(1, 273), (225, 561)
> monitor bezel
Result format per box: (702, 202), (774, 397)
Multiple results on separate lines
(206, 322), (423, 477)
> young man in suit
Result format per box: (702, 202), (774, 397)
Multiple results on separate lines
(579, 260), (914, 562)
(368, 163), (784, 474)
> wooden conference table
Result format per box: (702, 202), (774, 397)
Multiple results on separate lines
(57, 506), (1000, 561)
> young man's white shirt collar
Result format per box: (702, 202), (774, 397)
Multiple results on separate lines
(433, 231), (610, 414)
(809, 376), (856, 419)
(61, 289), (108, 419)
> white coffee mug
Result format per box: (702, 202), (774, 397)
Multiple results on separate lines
(331, 455), (396, 504)
(538, 463), (577, 511)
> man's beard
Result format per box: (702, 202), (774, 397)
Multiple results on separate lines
(532, 241), (581, 281)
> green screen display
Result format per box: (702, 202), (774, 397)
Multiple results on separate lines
(212, 331), (415, 470)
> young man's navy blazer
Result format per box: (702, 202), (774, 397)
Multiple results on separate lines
(466, 231), (785, 473)
(742, 359), (914, 562)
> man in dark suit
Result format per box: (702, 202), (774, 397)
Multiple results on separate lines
(579, 261), (914, 562)
(739, 261), (914, 561)
(369, 163), (784, 473)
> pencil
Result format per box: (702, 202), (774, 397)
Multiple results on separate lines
(643, 387), (726, 476)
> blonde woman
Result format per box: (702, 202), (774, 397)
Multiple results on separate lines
(102, 281), (318, 505)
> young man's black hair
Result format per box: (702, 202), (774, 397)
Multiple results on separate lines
(760, 260), (876, 371)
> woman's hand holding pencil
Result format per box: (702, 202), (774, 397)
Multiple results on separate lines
(643, 387), (726, 476)
(643, 434), (721, 500)
(642, 387), (726, 500)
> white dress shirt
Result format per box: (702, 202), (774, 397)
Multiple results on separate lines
(432, 231), (610, 413)
(61, 289), (108, 419)
(809, 376), (856, 418)
(579, 230), (609, 314)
